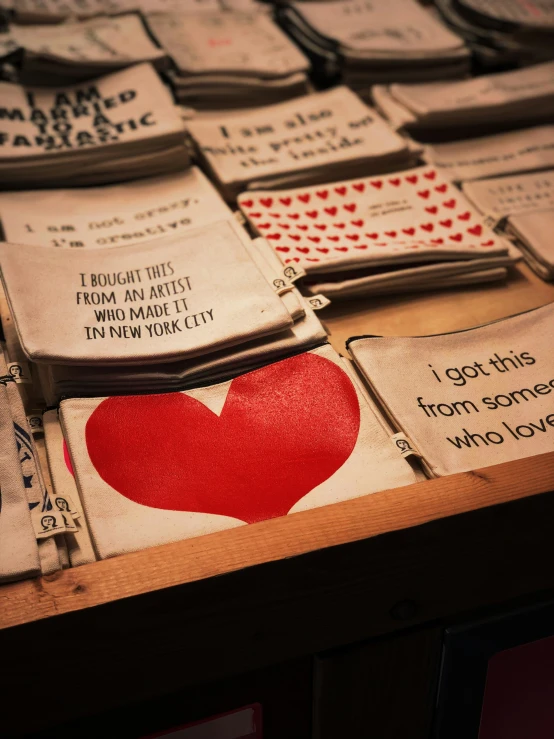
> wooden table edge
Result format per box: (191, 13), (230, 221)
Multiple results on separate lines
(1, 450), (554, 631)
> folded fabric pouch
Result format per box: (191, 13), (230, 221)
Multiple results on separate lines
(506, 209), (554, 281)
(348, 302), (554, 478)
(0, 371), (41, 582)
(0, 167), (232, 248)
(0, 63), (188, 188)
(0, 220), (294, 365)
(186, 86), (414, 200)
(43, 409), (97, 567)
(424, 125), (554, 183)
(60, 343), (419, 559)
(239, 164), (509, 278)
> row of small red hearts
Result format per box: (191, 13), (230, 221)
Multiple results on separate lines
(239, 172), (442, 208)
(274, 234), (495, 252)
(245, 199), (459, 221)
(255, 217), (478, 235)
(264, 224), (485, 241)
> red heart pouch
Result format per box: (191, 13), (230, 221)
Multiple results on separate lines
(85, 353), (360, 524)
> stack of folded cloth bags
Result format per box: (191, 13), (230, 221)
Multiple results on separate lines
(434, 0), (554, 69)
(0, 335), (82, 581)
(423, 124), (554, 184)
(276, 0), (470, 89)
(0, 13), (169, 84)
(146, 9), (312, 109)
(0, 63), (189, 187)
(462, 169), (554, 281)
(185, 85), (420, 200)
(0, 0), (221, 23)
(0, 166), (327, 402)
(373, 61), (554, 141)
(238, 164), (519, 299)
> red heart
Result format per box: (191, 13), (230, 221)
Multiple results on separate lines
(306, 210), (318, 218)
(417, 190), (430, 199)
(402, 228), (415, 236)
(277, 223), (290, 230)
(316, 190), (329, 200)
(306, 258), (320, 262)
(316, 248), (330, 253)
(424, 171), (436, 180)
(267, 233), (281, 240)
(389, 178), (401, 186)
(298, 194), (310, 203)
(248, 212), (261, 218)
(287, 213), (299, 220)
(279, 197), (291, 206)
(335, 247), (348, 252)
(296, 225), (308, 231)
(314, 224), (327, 230)
(269, 213), (280, 218)
(443, 199), (456, 208)
(297, 247), (310, 254)
(241, 199), (253, 208)
(366, 233), (379, 239)
(335, 186), (347, 196)
(334, 223), (346, 229)
(351, 220), (364, 227)
(406, 175), (418, 184)
(468, 225), (483, 236)
(430, 239), (444, 244)
(285, 257), (300, 263)
(458, 211), (471, 221)
(481, 240), (495, 246)
(354, 245), (368, 250)
(435, 184), (447, 193)
(327, 236), (339, 242)
(257, 223), (271, 229)
(86, 355), (360, 524)
(449, 233), (463, 242)
(324, 206), (337, 216)
(420, 223), (434, 232)
(344, 204), (356, 212)
(276, 246), (290, 252)
(346, 234), (359, 241)
(385, 231), (397, 238)
(439, 219), (452, 228)
(260, 198), (273, 208)
(353, 183), (365, 192)
(370, 180), (383, 189)
(308, 236), (321, 243)
(425, 206), (438, 214)
(289, 235), (301, 241)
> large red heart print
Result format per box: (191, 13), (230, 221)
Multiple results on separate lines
(85, 354), (360, 524)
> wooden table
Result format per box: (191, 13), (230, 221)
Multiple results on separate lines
(2, 263), (554, 738)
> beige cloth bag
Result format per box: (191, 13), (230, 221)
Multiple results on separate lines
(5, 14), (169, 83)
(43, 410), (97, 566)
(239, 164), (509, 276)
(44, 240), (326, 399)
(0, 220), (294, 365)
(147, 11), (308, 77)
(0, 345), (61, 574)
(0, 383), (40, 582)
(348, 302), (554, 478)
(463, 170), (554, 224)
(377, 62), (554, 137)
(186, 86), (413, 199)
(506, 210), (554, 281)
(425, 126), (554, 183)
(59, 343), (418, 559)
(0, 167), (232, 249)
(0, 64), (188, 187)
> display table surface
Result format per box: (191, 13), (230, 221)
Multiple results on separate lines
(2, 262), (554, 736)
